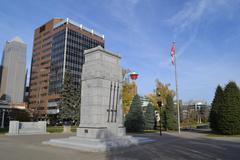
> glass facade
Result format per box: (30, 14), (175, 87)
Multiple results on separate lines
(48, 28), (104, 95)
(48, 29), (65, 94)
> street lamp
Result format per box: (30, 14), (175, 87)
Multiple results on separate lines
(130, 72), (138, 81)
(157, 92), (162, 136)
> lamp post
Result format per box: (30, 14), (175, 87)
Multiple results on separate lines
(157, 92), (162, 136)
(1, 109), (5, 128)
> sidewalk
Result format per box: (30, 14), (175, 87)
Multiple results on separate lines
(205, 136), (240, 142)
(164, 131), (207, 139)
(165, 130), (240, 143)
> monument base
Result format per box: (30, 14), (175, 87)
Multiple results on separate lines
(76, 126), (126, 139)
(43, 135), (140, 152)
(43, 127), (153, 152)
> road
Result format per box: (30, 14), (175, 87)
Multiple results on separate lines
(0, 132), (239, 160)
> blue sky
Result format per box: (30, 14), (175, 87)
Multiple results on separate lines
(0, 0), (240, 103)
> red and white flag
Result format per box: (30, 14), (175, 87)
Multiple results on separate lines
(170, 42), (176, 65)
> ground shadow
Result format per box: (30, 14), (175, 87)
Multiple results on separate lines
(105, 132), (240, 160)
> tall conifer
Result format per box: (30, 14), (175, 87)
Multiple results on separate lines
(125, 95), (144, 132)
(163, 95), (177, 130)
(209, 85), (224, 133)
(144, 103), (155, 130)
(58, 70), (81, 124)
(219, 81), (240, 135)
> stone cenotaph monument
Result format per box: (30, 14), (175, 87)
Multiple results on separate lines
(43, 46), (138, 152)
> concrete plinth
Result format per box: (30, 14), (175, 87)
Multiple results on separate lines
(43, 134), (139, 152)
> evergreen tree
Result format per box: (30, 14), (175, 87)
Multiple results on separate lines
(125, 95), (144, 132)
(144, 103), (155, 130)
(209, 85), (224, 133)
(58, 70), (81, 124)
(219, 81), (240, 135)
(13, 109), (31, 122)
(163, 95), (177, 130)
(72, 87), (81, 125)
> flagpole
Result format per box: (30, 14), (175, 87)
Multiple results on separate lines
(173, 42), (181, 134)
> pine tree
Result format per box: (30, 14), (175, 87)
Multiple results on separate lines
(125, 95), (144, 132)
(219, 81), (240, 135)
(58, 70), (81, 124)
(144, 103), (155, 130)
(209, 85), (224, 133)
(72, 87), (81, 125)
(163, 95), (177, 130)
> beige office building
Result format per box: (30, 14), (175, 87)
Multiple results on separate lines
(0, 37), (27, 104)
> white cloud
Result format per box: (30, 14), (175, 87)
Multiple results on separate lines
(168, 0), (238, 32)
(168, 0), (207, 32)
(166, 0), (239, 62)
(106, 0), (139, 30)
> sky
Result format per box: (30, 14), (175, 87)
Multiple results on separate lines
(0, 0), (240, 103)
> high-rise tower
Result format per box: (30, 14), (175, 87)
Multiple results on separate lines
(29, 18), (104, 118)
(0, 37), (27, 104)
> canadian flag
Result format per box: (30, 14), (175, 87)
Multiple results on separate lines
(170, 42), (176, 65)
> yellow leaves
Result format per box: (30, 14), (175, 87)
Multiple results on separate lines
(122, 82), (137, 115)
(146, 79), (175, 109)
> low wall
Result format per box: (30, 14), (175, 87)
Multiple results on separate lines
(8, 121), (47, 135)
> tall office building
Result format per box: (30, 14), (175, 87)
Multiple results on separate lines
(29, 18), (63, 117)
(29, 18), (104, 117)
(0, 37), (27, 104)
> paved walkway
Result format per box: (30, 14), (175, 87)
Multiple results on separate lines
(164, 131), (207, 139)
(0, 132), (240, 160)
(165, 131), (240, 142)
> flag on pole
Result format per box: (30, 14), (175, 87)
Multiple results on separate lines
(170, 42), (176, 65)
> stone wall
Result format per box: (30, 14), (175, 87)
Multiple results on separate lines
(8, 121), (47, 135)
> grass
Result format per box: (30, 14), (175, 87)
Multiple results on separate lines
(144, 130), (160, 133)
(70, 126), (77, 132)
(207, 133), (240, 137)
(47, 126), (78, 133)
(1, 126), (77, 134)
(47, 126), (63, 133)
(0, 128), (8, 134)
(127, 130), (160, 134)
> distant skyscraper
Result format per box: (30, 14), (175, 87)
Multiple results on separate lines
(0, 37), (27, 104)
(29, 18), (105, 117)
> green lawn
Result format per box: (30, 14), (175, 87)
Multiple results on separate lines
(0, 128), (8, 134)
(47, 126), (78, 133)
(47, 126), (63, 133)
(70, 126), (77, 132)
(1, 126), (77, 134)
(144, 130), (159, 133)
(127, 130), (160, 134)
